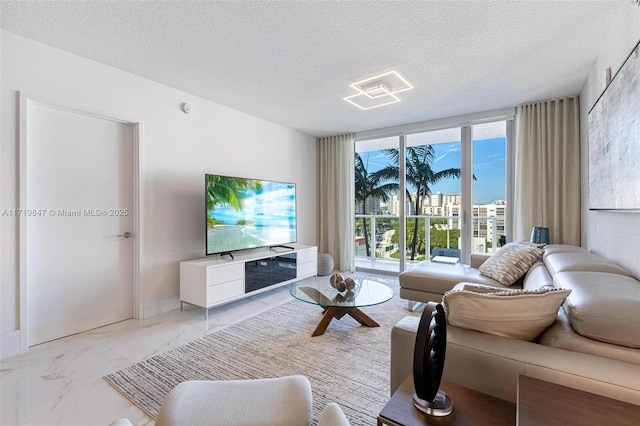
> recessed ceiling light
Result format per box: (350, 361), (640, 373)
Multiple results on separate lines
(344, 70), (413, 110)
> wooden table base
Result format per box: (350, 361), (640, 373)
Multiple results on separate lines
(312, 306), (380, 336)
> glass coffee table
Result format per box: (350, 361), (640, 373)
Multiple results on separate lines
(290, 278), (394, 336)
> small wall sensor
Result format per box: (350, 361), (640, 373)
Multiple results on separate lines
(182, 103), (192, 114)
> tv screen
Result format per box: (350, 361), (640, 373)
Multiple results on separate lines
(205, 174), (297, 255)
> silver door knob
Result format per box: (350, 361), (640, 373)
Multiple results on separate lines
(117, 231), (132, 238)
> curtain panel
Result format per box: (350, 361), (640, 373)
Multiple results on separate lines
(316, 134), (355, 272)
(513, 96), (581, 245)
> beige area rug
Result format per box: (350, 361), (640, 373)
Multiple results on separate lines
(104, 279), (419, 425)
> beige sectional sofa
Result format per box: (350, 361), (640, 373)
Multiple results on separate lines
(392, 244), (640, 406)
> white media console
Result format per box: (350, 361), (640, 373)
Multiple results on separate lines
(180, 244), (318, 320)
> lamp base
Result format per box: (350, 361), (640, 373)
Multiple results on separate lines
(413, 390), (453, 416)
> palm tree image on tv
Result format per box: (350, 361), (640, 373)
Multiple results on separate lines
(207, 175), (260, 224)
(206, 175), (297, 254)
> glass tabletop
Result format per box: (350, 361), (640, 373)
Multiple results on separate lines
(290, 278), (394, 308)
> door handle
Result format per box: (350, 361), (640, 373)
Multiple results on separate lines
(117, 231), (132, 238)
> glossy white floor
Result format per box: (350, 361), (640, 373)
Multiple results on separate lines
(0, 282), (299, 426)
(0, 273), (396, 426)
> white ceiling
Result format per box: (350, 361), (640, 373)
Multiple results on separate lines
(0, 1), (626, 136)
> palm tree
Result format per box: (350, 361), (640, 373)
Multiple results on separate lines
(376, 145), (468, 261)
(206, 175), (261, 226)
(354, 153), (398, 257)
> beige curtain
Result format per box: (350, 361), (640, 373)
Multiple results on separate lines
(317, 134), (355, 272)
(513, 96), (581, 245)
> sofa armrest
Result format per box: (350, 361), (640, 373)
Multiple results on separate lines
(470, 253), (492, 269)
(391, 316), (419, 395)
(390, 302), (439, 395)
(391, 317), (640, 405)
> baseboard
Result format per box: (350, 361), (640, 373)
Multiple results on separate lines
(142, 296), (180, 318)
(1, 330), (22, 360)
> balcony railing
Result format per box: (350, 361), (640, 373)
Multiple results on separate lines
(355, 214), (506, 271)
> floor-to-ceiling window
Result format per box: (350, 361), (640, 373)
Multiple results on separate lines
(355, 113), (512, 273)
(354, 136), (401, 273)
(472, 121), (508, 254)
(405, 128), (462, 265)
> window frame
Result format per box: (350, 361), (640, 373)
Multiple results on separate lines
(354, 109), (515, 270)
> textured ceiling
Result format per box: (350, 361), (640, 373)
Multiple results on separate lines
(0, 1), (626, 136)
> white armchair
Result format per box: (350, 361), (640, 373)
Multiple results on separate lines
(109, 375), (350, 426)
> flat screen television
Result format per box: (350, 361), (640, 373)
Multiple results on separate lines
(205, 174), (297, 256)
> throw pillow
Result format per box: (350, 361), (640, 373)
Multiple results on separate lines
(443, 283), (571, 341)
(479, 241), (544, 286)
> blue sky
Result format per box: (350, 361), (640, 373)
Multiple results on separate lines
(358, 137), (506, 204)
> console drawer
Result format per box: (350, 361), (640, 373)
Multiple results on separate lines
(297, 261), (317, 278)
(207, 279), (244, 305)
(297, 247), (318, 264)
(207, 263), (244, 286)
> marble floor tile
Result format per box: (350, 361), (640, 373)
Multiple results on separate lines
(1, 333), (133, 425)
(18, 381), (153, 426)
(0, 273), (396, 425)
(88, 314), (210, 364)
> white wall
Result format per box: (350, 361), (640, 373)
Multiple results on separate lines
(1, 31), (317, 357)
(579, 4), (640, 278)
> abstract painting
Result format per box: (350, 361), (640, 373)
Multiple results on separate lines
(588, 41), (640, 210)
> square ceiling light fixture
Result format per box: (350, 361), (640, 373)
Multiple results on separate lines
(344, 70), (413, 110)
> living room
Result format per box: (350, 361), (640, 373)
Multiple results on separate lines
(1, 1), (639, 425)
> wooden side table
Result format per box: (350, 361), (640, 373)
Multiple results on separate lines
(517, 375), (640, 425)
(378, 375), (515, 426)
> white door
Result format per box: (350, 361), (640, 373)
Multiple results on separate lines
(25, 102), (134, 346)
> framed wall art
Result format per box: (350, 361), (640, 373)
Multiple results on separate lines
(588, 40), (640, 211)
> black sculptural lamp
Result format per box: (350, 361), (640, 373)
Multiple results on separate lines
(413, 303), (452, 416)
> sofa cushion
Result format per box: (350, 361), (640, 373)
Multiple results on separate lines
(400, 261), (506, 295)
(542, 244), (587, 261)
(538, 308), (640, 365)
(554, 271), (640, 348)
(479, 242), (544, 286)
(443, 283), (571, 341)
(545, 252), (631, 277)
